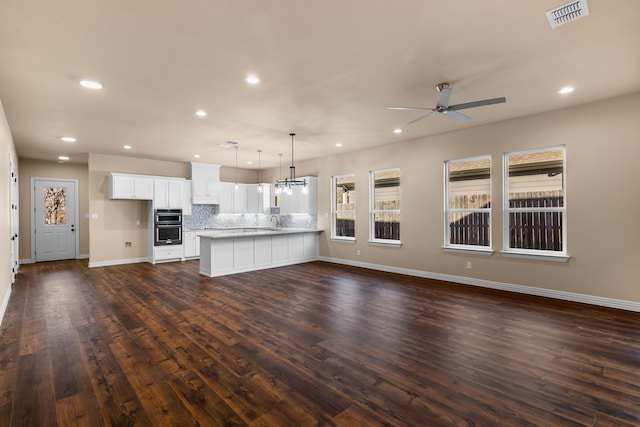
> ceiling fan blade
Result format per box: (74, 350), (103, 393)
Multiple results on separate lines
(449, 97), (506, 111)
(442, 110), (471, 121)
(407, 111), (435, 124)
(437, 87), (452, 108)
(387, 106), (433, 110)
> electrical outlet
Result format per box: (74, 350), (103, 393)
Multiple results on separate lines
(356, 250), (361, 256)
(136, 220), (140, 225)
(466, 261), (472, 270)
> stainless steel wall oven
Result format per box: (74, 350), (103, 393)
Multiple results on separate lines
(154, 209), (182, 246)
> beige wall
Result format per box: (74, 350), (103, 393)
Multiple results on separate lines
(17, 159), (90, 260)
(88, 153), (258, 264)
(262, 92), (640, 304)
(0, 100), (18, 318)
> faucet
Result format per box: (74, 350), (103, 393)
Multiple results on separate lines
(269, 214), (281, 228)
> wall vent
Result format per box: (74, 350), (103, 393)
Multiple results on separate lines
(546, 0), (589, 28)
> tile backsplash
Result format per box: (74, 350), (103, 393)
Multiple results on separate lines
(183, 204), (317, 230)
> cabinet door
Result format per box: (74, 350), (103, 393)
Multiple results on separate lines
(133, 177), (154, 199)
(182, 180), (192, 215)
(154, 179), (169, 208)
(168, 180), (183, 208)
(218, 182), (234, 214)
(233, 184), (248, 213)
(183, 232), (196, 257)
(296, 177), (317, 214)
(109, 174), (153, 200)
(246, 184), (259, 214)
(109, 175), (135, 199)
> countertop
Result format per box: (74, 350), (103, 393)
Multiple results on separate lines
(194, 227), (322, 239)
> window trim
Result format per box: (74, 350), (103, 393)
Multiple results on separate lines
(369, 167), (401, 245)
(502, 145), (568, 259)
(443, 155), (492, 253)
(330, 173), (356, 242)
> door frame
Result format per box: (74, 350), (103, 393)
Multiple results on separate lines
(30, 177), (80, 262)
(9, 154), (18, 282)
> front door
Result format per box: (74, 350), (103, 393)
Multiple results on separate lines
(9, 156), (18, 281)
(33, 179), (77, 262)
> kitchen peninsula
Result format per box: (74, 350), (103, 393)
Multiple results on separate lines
(198, 227), (321, 277)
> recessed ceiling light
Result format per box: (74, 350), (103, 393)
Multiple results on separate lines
(194, 154), (201, 158)
(123, 145), (132, 150)
(558, 86), (575, 94)
(58, 155), (70, 161)
(247, 161), (253, 165)
(393, 128), (402, 134)
(335, 143), (342, 147)
(79, 79), (103, 90)
(246, 75), (260, 85)
(61, 136), (76, 142)
(195, 110), (207, 117)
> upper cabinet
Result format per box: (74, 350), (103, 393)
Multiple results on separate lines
(108, 173), (154, 200)
(153, 178), (184, 209)
(277, 176), (317, 214)
(218, 182), (272, 214)
(247, 184), (271, 214)
(188, 162), (221, 204)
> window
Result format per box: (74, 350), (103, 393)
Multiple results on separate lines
(43, 187), (67, 225)
(444, 156), (491, 250)
(369, 168), (400, 244)
(503, 146), (567, 258)
(331, 174), (356, 240)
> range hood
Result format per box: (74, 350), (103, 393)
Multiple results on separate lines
(187, 162), (221, 204)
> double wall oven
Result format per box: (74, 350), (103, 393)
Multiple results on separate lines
(154, 209), (182, 246)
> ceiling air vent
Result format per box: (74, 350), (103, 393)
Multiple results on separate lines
(546, 0), (589, 28)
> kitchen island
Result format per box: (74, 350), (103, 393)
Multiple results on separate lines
(198, 228), (321, 277)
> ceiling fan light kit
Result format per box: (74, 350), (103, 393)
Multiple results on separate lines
(387, 82), (506, 124)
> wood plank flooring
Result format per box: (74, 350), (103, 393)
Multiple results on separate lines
(1, 259), (639, 426)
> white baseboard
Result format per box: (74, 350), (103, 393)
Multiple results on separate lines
(78, 253), (89, 259)
(88, 257), (149, 268)
(319, 256), (640, 313)
(19, 258), (34, 264)
(0, 283), (12, 328)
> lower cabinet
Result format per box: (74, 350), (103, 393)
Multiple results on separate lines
(183, 231), (200, 258)
(199, 232), (320, 277)
(153, 245), (183, 263)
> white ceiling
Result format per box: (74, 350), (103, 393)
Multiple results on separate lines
(1, 1), (639, 168)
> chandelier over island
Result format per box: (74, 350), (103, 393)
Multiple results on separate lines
(274, 133), (308, 195)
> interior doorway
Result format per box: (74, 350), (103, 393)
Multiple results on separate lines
(31, 178), (79, 262)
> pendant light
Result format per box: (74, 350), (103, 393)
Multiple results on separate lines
(234, 145), (239, 191)
(274, 153), (283, 195)
(256, 149), (263, 193)
(274, 132), (307, 194)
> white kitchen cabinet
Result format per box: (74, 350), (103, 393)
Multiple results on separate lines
(277, 177), (317, 214)
(219, 182), (251, 214)
(218, 182), (235, 213)
(154, 178), (184, 209)
(247, 184), (271, 214)
(191, 180), (220, 204)
(182, 180), (192, 215)
(108, 173), (154, 200)
(183, 231), (200, 258)
(188, 163), (221, 204)
(153, 245), (183, 263)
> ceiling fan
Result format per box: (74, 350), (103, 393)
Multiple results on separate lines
(387, 83), (506, 124)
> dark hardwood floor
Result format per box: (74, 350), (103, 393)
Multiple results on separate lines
(1, 260), (639, 426)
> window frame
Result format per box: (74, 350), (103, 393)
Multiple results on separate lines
(502, 145), (568, 261)
(331, 173), (356, 242)
(443, 155), (493, 254)
(369, 167), (401, 246)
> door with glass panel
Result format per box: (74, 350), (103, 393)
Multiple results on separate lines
(34, 179), (77, 262)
